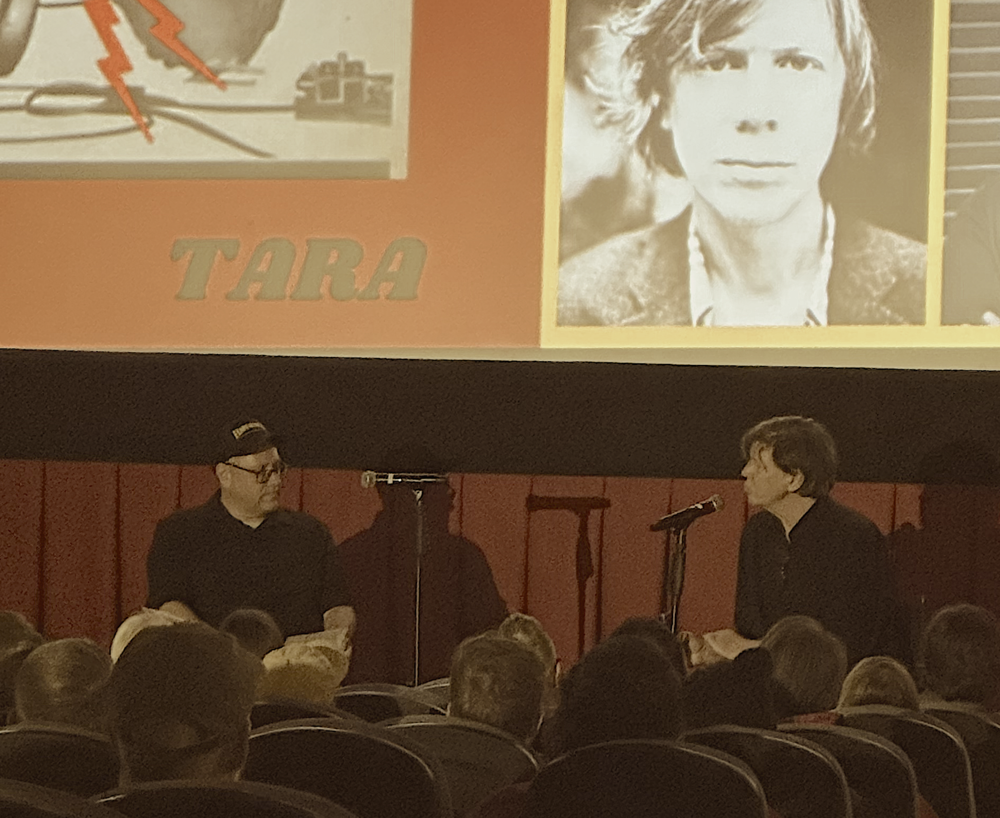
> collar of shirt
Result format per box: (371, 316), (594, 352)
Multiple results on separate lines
(689, 250), (831, 327)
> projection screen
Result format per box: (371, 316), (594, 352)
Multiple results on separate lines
(1, 0), (999, 368)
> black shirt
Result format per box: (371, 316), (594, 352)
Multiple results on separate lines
(146, 491), (351, 637)
(734, 496), (894, 664)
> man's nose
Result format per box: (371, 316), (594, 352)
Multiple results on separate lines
(734, 64), (780, 134)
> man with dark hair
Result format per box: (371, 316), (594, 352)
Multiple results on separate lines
(219, 608), (284, 660)
(449, 632), (546, 744)
(549, 634), (683, 756)
(146, 419), (353, 649)
(109, 622), (261, 785)
(734, 415), (895, 664)
(14, 638), (113, 735)
(920, 603), (1000, 709)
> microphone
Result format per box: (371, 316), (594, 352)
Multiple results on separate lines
(650, 494), (724, 532)
(360, 471), (449, 488)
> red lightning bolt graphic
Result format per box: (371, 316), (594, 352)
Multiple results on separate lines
(133, 0), (226, 91)
(83, 0), (152, 142)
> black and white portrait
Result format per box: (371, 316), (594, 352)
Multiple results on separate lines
(556, 0), (932, 328)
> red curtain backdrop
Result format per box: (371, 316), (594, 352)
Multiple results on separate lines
(2, 459), (990, 666)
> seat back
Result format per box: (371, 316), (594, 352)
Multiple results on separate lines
(333, 684), (447, 723)
(385, 715), (538, 816)
(413, 678), (450, 712)
(838, 705), (976, 818)
(244, 717), (452, 818)
(0, 725), (119, 797)
(0, 778), (123, 818)
(780, 722), (920, 818)
(521, 738), (768, 818)
(925, 707), (1000, 818)
(98, 780), (360, 818)
(251, 699), (361, 730)
(684, 725), (851, 818)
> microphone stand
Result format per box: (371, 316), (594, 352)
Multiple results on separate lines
(659, 524), (689, 634)
(412, 488), (424, 687)
(525, 494), (610, 658)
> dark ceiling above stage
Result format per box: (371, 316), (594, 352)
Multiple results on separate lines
(2, 349), (1000, 484)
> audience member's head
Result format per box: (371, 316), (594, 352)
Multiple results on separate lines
(110, 622), (261, 785)
(498, 612), (560, 714)
(0, 610), (44, 721)
(761, 616), (848, 718)
(449, 632), (546, 744)
(838, 655), (920, 710)
(683, 647), (777, 730)
(920, 603), (1000, 707)
(110, 608), (186, 662)
(257, 642), (348, 705)
(550, 634), (682, 755)
(14, 638), (113, 734)
(220, 608), (284, 660)
(609, 616), (687, 678)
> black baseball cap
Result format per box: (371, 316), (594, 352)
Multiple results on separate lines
(216, 418), (280, 463)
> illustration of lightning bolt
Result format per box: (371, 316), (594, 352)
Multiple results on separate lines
(83, 0), (152, 142)
(134, 0), (226, 90)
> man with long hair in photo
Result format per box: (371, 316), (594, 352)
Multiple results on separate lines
(557, 0), (926, 327)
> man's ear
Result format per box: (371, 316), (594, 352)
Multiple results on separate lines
(215, 462), (230, 488)
(787, 470), (805, 494)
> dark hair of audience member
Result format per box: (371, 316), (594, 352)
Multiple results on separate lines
(760, 616), (848, 718)
(608, 616), (687, 677)
(920, 603), (1000, 706)
(549, 634), (683, 756)
(0, 610), (45, 723)
(450, 632), (547, 744)
(109, 621), (262, 785)
(14, 638), (113, 734)
(219, 608), (284, 660)
(838, 655), (920, 710)
(683, 647), (778, 729)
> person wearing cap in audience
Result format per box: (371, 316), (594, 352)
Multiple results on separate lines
(146, 419), (354, 651)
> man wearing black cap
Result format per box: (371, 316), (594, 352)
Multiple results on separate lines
(145, 419), (353, 643)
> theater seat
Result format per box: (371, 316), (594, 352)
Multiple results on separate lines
(385, 715), (538, 815)
(684, 725), (851, 818)
(251, 698), (361, 730)
(412, 678), (450, 711)
(839, 704), (975, 818)
(333, 683), (447, 723)
(244, 718), (452, 818)
(521, 738), (768, 818)
(0, 725), (119, 797)
(0, 778), (122, 818)
(779, 722), (920, 818)
(924, 706), (1000, 818)
(97, 780), (359, 818)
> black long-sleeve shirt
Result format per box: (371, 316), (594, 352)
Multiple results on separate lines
(734, 496), (894, 664)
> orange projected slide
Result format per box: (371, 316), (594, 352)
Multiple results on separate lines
(4, 0), (1000, 356)
(0, 0), (548, 350)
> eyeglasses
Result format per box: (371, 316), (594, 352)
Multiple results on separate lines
(225, 460), (289, 484)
